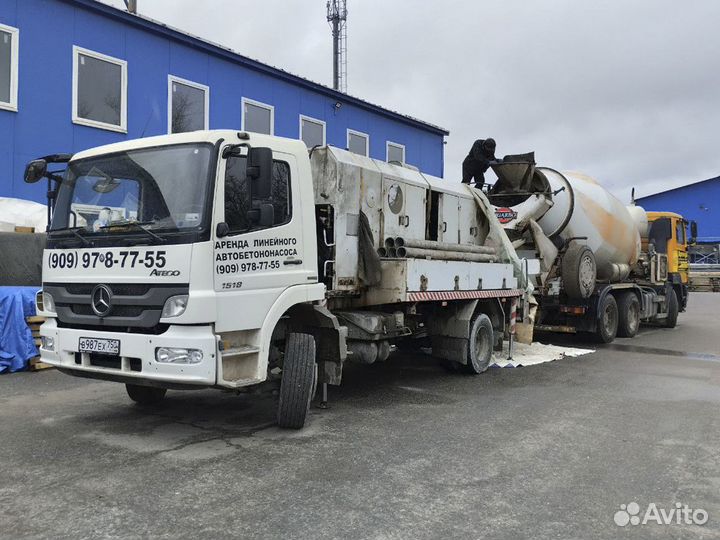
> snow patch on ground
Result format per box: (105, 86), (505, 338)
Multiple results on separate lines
(491, 341), (595, 368)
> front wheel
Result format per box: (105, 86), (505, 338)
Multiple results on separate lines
(595, 294), (619, 344)
(126, 384), (167, 406)
(663, 288), (679, 328)
(277, 333), (317, 429)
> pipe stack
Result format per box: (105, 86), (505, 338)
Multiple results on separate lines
(382, 237), (498, 263)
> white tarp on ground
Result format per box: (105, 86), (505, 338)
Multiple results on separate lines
(491, 341), (595, 368)
(0, 198), (48, 232)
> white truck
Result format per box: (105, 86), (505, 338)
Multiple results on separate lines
(25, 130), (531, 428)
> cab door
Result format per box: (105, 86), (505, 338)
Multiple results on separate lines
(213, 150), (311, 331)
(674, 217), (689, 284)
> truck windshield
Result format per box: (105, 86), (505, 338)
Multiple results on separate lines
(50, 143), (214, 235)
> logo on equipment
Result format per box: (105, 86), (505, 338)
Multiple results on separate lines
(91, 284), (113, 317)
(495, 207), (518, 224)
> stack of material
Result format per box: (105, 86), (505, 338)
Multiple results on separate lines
(689, 271), (720, 292)
(26, 316), (52, 371)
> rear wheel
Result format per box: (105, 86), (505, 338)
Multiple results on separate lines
(595, 294), (618, 343)
(126, 384), (167, 406)
(277, 333), (316, 429)
(663, 288), (679, 328)
(463, 313), (494, 374)
(562, 244), (597, 300)
(617, 291), (640, 338)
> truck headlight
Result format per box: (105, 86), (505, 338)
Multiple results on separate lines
(155, 347), (203, 364)
(36, 291), (56, 315)
(161, 295), (188, 318)
(41, 336), (55, 351)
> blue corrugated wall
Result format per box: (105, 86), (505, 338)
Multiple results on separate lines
(637, 177), (720, 241)
(0, 0), (446, 203)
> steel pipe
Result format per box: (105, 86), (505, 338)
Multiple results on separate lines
(384, 238), (395, 249)
(397, 246), (497, 263)
(395, 237), (496, 255)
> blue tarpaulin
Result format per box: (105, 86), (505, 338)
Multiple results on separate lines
(0, 286), (40, 373)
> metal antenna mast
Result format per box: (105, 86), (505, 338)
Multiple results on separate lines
(326, 0), (348, 92)
(124, 0), (137, 14)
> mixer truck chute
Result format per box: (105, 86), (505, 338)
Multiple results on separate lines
(488, 156), (688, 343)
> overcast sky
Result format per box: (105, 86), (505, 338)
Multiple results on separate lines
(103, 0), (720, 202)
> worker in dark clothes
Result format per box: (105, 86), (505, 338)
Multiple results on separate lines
(461, 138), (497, 188)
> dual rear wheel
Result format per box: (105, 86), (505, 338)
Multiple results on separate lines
(596, 291), (641, 343)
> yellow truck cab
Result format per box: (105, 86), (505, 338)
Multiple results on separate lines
(646, 211), (692, 311)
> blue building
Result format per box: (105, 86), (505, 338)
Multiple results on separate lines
(0, 0), (448, 203)
(637, 176), (720, 242)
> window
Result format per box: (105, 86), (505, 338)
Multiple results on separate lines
(387, 142), (405, 164)
(168, 76), (209, 133)
(242, 97), (274, 135)
(73, 46), (127, 132)
(675, 220), (685, 244)
(0, 24), (19, 112)
(300, 115), (326, 148)
(347, 129), (369, 156)
(224, 155), (291, 233)
(52, 144), (214, 233)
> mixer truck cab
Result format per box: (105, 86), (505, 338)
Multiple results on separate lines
(25, 130), (527, 428)
(645, 211), (692, 311)
(487, 154), (684, 344)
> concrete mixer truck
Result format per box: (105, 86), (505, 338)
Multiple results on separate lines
(487, 154), (690, 343)
(26, 130), (532, 429)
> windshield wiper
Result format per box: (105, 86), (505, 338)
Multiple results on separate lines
(99, 221), (166, 244)
(50, 226), (90, 246)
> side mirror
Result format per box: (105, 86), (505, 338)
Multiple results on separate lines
(247, 147), (272, 200)
(247, 203), (275, 228)
(216, 222), (230, 238)
(690, 220), (698, 243)
(24, 159), (48, 184)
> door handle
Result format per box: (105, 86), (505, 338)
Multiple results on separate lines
(283, 259), (303, 266)
(442, 221), (447, 232)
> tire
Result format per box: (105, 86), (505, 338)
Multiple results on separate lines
(562, 244), (596, 300)
(617, 291), (640, 338)
(126, 384), (167, 405)
(663, 288), (679, 329)
(595, 294), (619, 343)
(277, 333), (316, 429)
(463, 313), (494, 374)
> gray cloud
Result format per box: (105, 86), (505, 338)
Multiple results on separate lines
(103, 0), (720, 202)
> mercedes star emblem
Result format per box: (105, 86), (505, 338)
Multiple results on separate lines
(91, 284), (113, 317)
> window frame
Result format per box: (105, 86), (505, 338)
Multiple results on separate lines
(72, 45), (128, 133)
(299, 114), (326, 148)
(347, 128), (369, 157)
(241, 97), (274, 135)
(386, 141), (406, 164)
(0, 23), (19, 112)
(167, 75), (210, 134)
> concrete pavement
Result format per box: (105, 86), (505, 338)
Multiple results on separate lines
(1, 293), (719, 539)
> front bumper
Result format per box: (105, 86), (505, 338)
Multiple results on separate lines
(39, 318), (219, 387)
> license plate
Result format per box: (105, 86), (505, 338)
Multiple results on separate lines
(78, 337), (120, 355)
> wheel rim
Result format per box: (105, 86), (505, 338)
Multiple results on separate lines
(579, 254), (596, 294)
(472, 326), (491, 369)
(603, 304), (617, 335)
(628, 302), (639, 333)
